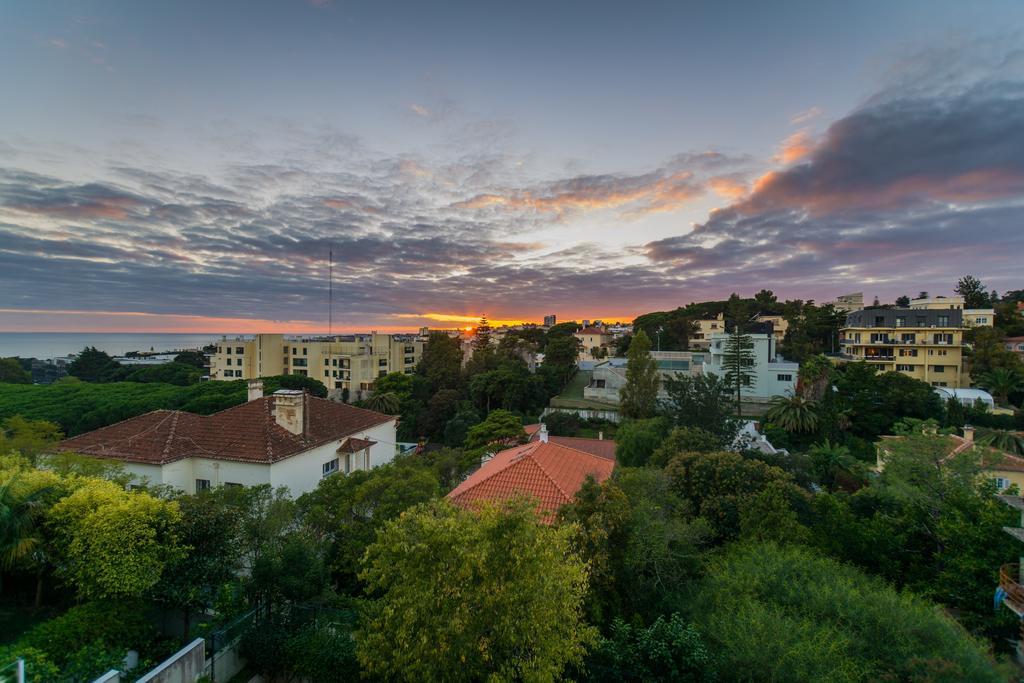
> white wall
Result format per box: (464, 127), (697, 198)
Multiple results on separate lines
(117, 419), (398, 498)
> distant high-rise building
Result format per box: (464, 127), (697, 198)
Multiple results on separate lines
(543, 314), (557, 327)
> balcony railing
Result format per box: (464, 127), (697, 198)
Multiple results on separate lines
(1000, 564), (1024, 610)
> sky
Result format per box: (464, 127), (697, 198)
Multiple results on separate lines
(1, 1), (1023, 333)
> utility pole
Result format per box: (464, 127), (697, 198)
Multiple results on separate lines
(328, 248), (333, 336)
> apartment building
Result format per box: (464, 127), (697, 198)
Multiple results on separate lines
(704, 332), (798, 401)
(690, 313), (725, 350)
(831, 292), (864, 312)
(909, 294), (994, 327)
(755, 314), (789, 344)
(839, 308), (966, 388)
(209, 333), (424, 400)
(543, 314), (557, 327)
(584, 351), (704, 403)
(575, 326), (614, 360)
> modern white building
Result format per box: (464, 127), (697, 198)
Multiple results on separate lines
(704, 332), (798, 401)
(933, 386), (996, 410)
(52, 381), (397, 497)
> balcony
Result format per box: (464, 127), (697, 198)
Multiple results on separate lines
(1000, 564), (1024, 614)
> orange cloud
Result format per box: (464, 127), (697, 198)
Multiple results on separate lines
(774, 130), (815, 164)
(452, 171), (701, 216)
(708, 176), (748, 200)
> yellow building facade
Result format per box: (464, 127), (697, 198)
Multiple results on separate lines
(209, 333), (424, 400)
(840, 307), (966, 388)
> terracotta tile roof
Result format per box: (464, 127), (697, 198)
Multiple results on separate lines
(337, 437), (376, 454)
(526, 429), (616, 460)
(880, 433), (1024, 472)
(447, 440), (615, 522)
(53, 394), (394, 465)
(576, 327), (609, 336)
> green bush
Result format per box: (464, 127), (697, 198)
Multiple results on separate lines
(690, 542), (1010, 682)
(0, 645), (59, 682)
(584, 613), (716, 682)
(19, 600), (159, 668)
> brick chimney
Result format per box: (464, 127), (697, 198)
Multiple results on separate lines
(539, 423), (549, 443)
(247, 379), (264, 402)
(963, 424), (975, 442)
(273, 390), (305, 435)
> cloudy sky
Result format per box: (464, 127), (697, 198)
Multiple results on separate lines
(1, 1), (1023, 332)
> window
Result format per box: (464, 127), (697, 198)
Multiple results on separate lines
(896, 364), (914, 372)
(933, 365), (945, 373)
(777, 374), (793, 382)
(901, 333), (916, 343)
(236, 347), (244, 354)
(874, 316), (885, 326)
(976, 317), (988, 324)
(303, 347), (308, 355)
(224, 482), (242, 488)
(933, 333), (953, 345)
(916, 316), (927, 326)
(324, 370), (330, 377)
(292, 347), (298, 355)
(292, 358), (307, 367)
(325, 358), (330, 365)
(996, 477), (1011, 491)
(196, 479), (211, 492)
(937, 315), (949, 327)
(323, 458), (339, 477)
(217, 346), (223, 353)
(226, 347), (232, 354)
(895, 317), (905, 327)
(898, 348), (918, 357)
(379, 358), (388, 367)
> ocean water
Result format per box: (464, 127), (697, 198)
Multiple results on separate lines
(0, 333), (238, 360)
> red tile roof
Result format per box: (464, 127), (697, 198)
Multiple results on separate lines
(576, 327), (609, 336)
(447, 440), (615, 522)
(524, 425), (616, 459)
(53, 394), (394, 465)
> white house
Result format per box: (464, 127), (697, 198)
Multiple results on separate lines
(704, 332), (798, 401)
(53, 381), (397, 497)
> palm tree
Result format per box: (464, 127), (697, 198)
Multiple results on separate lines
(0, 476), (49, 583)
(365, 391), (401, 415)
(808, 439), (865, 491)
(764, 393), (820, 433)
(975, 428), (1024, 456)
(976, 367), (1024, 406)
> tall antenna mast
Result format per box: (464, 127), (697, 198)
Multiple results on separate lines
(328, 248), (333, 336)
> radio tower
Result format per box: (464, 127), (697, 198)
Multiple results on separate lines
(328, 248), (333, 336)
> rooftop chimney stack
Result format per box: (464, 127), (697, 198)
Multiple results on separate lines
(963, 424), (975, 443)
(273, 390), (305, 435)
(539, 423), (549, 443)
(247, 379), (264, 402)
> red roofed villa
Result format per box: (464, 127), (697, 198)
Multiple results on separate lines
(52, 380), (397, 497)
(448, 424), (615, 522)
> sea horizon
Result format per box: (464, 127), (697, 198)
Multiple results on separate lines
(0, 332), (236, 359)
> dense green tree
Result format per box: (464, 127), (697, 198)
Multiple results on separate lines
(358, 499), (596, 681)
(614, 417), (670, 467)
(0, 416), (63, 462)
(251, 532), (330, 606)
(544, 411), (582, 436)
(47, 479), (184, 599)
(463, 409), (527, 450)
(67, 347), (127, 383)
(418, 388), (462, 441)
(296, 459), (440, 591)
(584, 613), (716, 683)
(974, 427), (1024, 455)
(0, 358), (32, 384)
(649, 426), (722, 468)
(719, 327), (755, 416)
(0, 474), (50, 572)
(619, 330), (660, 419)
(895, 294), (911, 307)
(832, 362), (943, 440)
(544, 333), (581, 368)
(956, 274), (993, 309)
(661, 374), (741, 444)
(172, 350), (208, 368)
(365, 391), (401, 414)
(472, 315), (493, 351)
(691, 542), (1009, 682)
(416, 332), (464, 393)
(614, 333), (633, 357)
(123, 361), (203, 385)
(807, 439), (866, 491)
(664, 450), (807, 542)
(779, 302), (845, 362)
(443, 402), (482, 447)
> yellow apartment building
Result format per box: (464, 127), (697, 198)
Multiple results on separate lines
(755, 314), (789, 344)
(209, 333), (424, 400)
(690, 313), (725, 350)
(839, 307), (966, 388)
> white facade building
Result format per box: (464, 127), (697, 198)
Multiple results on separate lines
(704, 332), (798, 401)
(54, 382), (397, 497)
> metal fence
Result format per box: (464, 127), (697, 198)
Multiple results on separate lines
(0, 660), (23, 683)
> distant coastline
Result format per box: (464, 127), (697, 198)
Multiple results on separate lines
(0, 332), (230, 359)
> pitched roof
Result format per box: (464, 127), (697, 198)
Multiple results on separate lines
(880, 432), (1024, 472)
(447, 440), (615, 522)
(576, 327), (609, 335)
(526, 430), (616, 460)
(54, 393), (394, 465)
